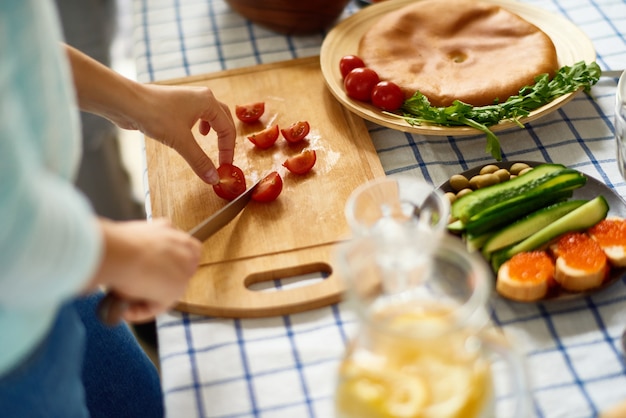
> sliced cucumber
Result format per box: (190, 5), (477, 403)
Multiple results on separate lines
(464, 189), (575, 236)
(465, 231), (494, 252)
(490, 196), (610, 271)
(451, 163), (566, 223)
(481, 199), (587, 259)
(446, 219), (465, 232)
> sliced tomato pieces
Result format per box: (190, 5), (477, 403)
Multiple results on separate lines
(283, 149), (317, 175)
(235, 102), (265, 123)
(251, 172), (283, 203)
(248, 124), (279, 149)
(212, 164), (247, 201)
(281, 121), (310, 144)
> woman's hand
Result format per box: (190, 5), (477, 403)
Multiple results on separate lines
(87, 218), (202, 323)
(66, 45), (236, 185)
(130, 83), (236, 185)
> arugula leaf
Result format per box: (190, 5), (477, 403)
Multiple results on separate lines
(398, 61), (601, 161)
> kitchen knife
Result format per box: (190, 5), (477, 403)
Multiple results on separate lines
(97, 178), (262, 326)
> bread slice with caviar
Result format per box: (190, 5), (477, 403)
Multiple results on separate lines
(551, 232), (609, 292)
(496, 251), (555, 302)
(588, 217), (626, 267)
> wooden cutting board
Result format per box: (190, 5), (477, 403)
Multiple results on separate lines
(145, 56), (385, 318)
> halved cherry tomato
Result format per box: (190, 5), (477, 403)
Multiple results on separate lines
(283, 149), (316, 175)
(248, 124), (279, 149)
(235, 102), (265, 123)
(251, 172), (283, 203)
(281, 121), (310, 143)
(212, 164), (247, 201)
(371, 81), (405, 111)
(339, 55), (365, 79)
(344, 67), (379, 102)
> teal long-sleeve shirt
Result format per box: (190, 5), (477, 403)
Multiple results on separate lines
(0, 0), (103, 377)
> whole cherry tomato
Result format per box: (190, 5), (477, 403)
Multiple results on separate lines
(371, 81), (405, 111)
(344, 67), (380, 102)
(212, 164), (247, 200)
(251, 172), (283, 203)
(281, 121), (310, 143)
(235, 102), (265, 123)
(339, 55), (366, 79)
(248, 124), (279, 149)
(283, 149), (317, 175)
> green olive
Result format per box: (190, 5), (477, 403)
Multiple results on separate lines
(469, 173), (500, 189)
(444, 192), (457, 204)
(479, 164), (499, 175)
(456, 188), (473, 198)
(449, 174), (470, 192)
(493, 168), (511, 182)
(518, 167), (533, 176)
(510, 162), (531, 175)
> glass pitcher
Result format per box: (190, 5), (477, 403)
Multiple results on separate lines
(334, 177), (530, 418)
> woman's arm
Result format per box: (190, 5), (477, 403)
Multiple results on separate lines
(65, 45), (236, 184)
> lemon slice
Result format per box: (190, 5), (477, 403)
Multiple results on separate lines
(337, 365), (428, 418)
(404, 355), (490, 418)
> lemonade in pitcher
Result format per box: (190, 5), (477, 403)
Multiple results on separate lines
(335, 303), (494, 418)
(337, 179), (528, 418)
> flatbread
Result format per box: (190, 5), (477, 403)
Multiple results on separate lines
(358, 0), (559, 107)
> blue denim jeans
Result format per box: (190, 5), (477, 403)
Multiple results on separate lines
(0, 293), (163, 418)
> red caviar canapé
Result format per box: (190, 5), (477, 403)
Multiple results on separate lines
(508, 251), (555, 283)
(554, 232), (607, 271)
(588, 218), (626, 247)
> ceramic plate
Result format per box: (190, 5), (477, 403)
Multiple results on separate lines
(320, 0), (596, 136)
(438, 161), (626, 302)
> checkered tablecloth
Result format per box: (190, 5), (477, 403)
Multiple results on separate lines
(131, 0), (626, 416)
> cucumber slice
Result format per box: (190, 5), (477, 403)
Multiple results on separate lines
(465, 231), (494, 252)
(490, 196), (610, 271)
(451, 164), (567, 223)
(446, 219), (465, 232)
(481, 199), (587, 258)
(464, 189), (574, 236)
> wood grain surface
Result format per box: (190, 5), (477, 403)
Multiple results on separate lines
(145, 56), (385, 317)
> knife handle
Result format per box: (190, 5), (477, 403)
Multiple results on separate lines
(97, 291), (129, 326)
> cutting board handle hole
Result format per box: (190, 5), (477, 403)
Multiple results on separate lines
(245, 262), (332, 292)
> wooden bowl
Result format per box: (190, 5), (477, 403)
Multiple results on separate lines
(225, 0), (352, 35)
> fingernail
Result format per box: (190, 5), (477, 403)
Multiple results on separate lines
(205, 170), (220, 185)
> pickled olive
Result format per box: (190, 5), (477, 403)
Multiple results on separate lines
(446, 162), (534, 200)
(456, 188), (473, 198)
(445, 192), (457, 204)
(494, 168), (511, 182)
(449, 174), (470, 192)
(510, 162), (531, 175)
(479, 164), (500, 175)
(518, 167), (533, 176)
(481, 173), (501, 188)
(469, 173), (500, 189)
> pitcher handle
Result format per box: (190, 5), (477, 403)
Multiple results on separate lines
(480, 328), (532, 418)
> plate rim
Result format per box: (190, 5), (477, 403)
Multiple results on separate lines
(437, 161), (626, 304)
(320, 0), (597, 136)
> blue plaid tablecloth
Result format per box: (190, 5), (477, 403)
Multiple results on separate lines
(131, 0), (626, 416)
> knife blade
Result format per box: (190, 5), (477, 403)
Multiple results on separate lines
(187, 178), (260, 241)
(97, 178), (261, 326)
